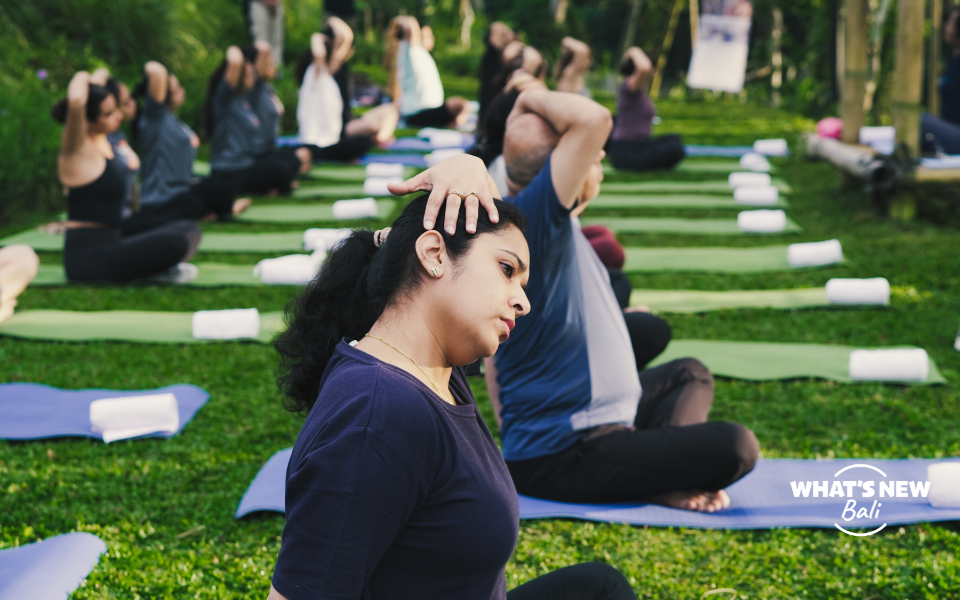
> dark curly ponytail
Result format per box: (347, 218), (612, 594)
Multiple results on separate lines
(275, 193), (527, 414)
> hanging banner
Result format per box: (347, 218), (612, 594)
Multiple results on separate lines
(686, 0), (753, 92)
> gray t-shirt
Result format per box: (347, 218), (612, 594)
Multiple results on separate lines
(137, 95), (197, 206)
(210, 79), (261, 171)
(249, 81), (280, 154)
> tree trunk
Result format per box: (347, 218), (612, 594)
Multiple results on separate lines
(460, 0), (475, 49)
(841, 0), (868, 144)
(689, 0), (699, 49)
(620, 0), (645, 57)
(863, 0), (893, 113)
(892, 0), (924, 156)
(929, 0), (943, 116)
(772, 6), (784, 107)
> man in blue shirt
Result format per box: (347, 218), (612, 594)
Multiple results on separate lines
(486, 88), (758, 512)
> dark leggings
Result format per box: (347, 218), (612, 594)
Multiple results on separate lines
(64, 220), (201, 283)
(304, 135), (373, 163)
(507, 358), (759, 504)
(211, 150), (301, 197)
(403, 104), (456, 128)
(921, 113), (960, 154)
(121, 177), (235, 236)
(607, 135), (686, 171)
(508, 563), (635, 600)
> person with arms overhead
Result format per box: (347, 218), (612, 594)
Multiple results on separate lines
(265, 154), (637, 600)
(488, 87), (758, 511)
(385, 16), (470, 128)
(52, 71), (200, 283)
(206, 46), (311, 197)
(294, 18), (399, 161)
(607, 47), (685, 171)
(123, 60), (247, 235)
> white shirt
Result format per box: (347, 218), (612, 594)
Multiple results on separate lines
(297, 66), (344, 147)
(397, 40), (445, 116)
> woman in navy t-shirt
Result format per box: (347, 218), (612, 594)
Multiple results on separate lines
(268, 191), (636, 600)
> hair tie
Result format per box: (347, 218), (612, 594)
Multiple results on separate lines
(374, 227), (391, 248)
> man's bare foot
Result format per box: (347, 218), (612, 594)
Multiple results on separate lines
(201, 212), (218, 222)
(375, 135), (396, 149)
(295, 147), (312, 173)
(624, 304), (650, 313)
(233, 198), (252, 214)
(648, 489), (730, 513)
(39, 222), (68, 234)
(0, 298), (16, 324)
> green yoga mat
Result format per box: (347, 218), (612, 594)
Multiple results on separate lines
(604, 160), (775, 175)
(580, 216), (802, 235)
(305, 165), (416, 182)
(622, 245), (843, 273)
(0, 310), (284, 344)
(236, 200), (396, 223)
(630, 288), (833, 312)
(648, 340), (946, 385)
(589, 194), (789, 210)
(193, 160), (211, 176)
(29, 264), (274, 287)
(601, 179), (791, 194)
(292, 184), (411, 199)
(2, 230), (313, 254)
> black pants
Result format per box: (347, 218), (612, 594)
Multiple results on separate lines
(404, 104), (455, 128)
(921, 113), (960, 155)
(64, 220), (201, 283)
(121, 177), (235, 236)
(507, 358), (759, 504)
(212, 150), (302, 197)
(607, 135), (685, 171)
(508, 563), (635, 600)
(607, 268), (672, 370)
(304, 135), (373, 163)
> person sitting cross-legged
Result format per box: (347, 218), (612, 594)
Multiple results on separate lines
(486, 88), (759, 512)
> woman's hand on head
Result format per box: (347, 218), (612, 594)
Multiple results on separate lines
(387, 154), (500, 235)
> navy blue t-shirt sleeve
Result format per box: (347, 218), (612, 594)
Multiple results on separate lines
(509, 155), (573, 259)
(143, 94), (167, 122)
(271, 376), (436, 600)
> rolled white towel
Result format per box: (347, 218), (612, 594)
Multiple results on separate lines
(418, 128), (465, 147)
(737, 209), (787, 233)
(425, 148), (466, 167)
(859, 126), (895, 154)
(787, 239), (843, 268)
(365, 163), (405, 178)
(362, 178), (400, 197)
(192, 308), (260, 340)
(728, 172), (772, 188)
(734, 185), (779, 205)
(825, 277), (890, 305)
(928, 462), (960, 508)
(955, 326), (960, 352)
(753, 138), (789, 156)
(304, 228), (351, 252)
(334, 197), (380, 220)
(848, 348), (929, 381)
(89, 393), (180, 443)
(254, 252), (325, 285)
(739, 152), (772, 172)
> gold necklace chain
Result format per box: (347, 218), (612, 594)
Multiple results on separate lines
(364, 335), (452, 403)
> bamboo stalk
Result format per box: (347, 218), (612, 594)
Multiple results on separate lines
(892, 0), (925, 156)
(929, 0), (944, 116)
(690, 0), (699, 49)
(842, 0), (869, 144)
(650, 0), (685, 99)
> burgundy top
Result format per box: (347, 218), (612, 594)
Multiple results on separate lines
(610, 81), (656, 142)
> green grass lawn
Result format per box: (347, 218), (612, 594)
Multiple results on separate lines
(3, 98), (960, 599)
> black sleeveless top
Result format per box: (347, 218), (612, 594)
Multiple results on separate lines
(66, 156), (127, 229)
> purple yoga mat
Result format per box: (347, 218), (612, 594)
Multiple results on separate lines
(0, 383), (208, 441)
(0, 533), (107, 600)
(235, 453), (960, 531)
(360, 154), (429, 167)
(684, 145), (756, 157)
(388, 134), (474, 152)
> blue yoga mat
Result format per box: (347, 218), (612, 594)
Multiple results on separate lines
(360, 154), (429, 167)
(684, 145), (755, 157)
(0, 532), (107, 600)
(235, 452), (960, 530)
(389, 135), (474, 151)
(0, 383), (208, 441)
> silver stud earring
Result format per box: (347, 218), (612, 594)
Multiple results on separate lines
(431, 267), (441, 277)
